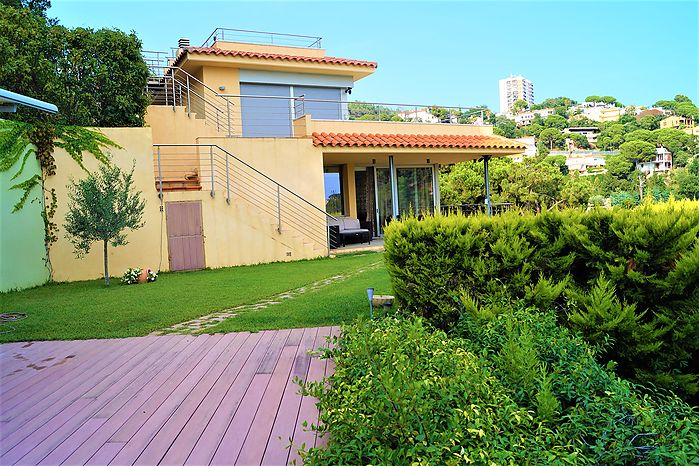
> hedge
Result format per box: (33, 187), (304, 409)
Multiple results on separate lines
(300, 310), (699, 465)
(383, 200), (699, 401)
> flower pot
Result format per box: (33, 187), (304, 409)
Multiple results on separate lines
(138, 269), (148, 284)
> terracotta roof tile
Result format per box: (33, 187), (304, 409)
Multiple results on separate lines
(311, 132), (527, 150)
(178, 47), (377, 68)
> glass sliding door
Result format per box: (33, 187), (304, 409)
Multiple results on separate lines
(375, 168), (393, 235)
(397, 167), (434, 216)
(372, 166), (435, 235)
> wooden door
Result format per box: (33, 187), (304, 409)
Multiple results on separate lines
(165, 201), (205, 271)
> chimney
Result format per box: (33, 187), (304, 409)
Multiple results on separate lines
(178, 38), (190, 48)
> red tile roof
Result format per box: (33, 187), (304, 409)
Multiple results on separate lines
(179, 47), (377, 68)
(311, 132), (527, 150)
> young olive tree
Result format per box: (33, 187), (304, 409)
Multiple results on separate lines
(64, 163), (145, 286)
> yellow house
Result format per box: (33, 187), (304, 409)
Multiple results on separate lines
(660, 115), (695, 129)
(46, 28), (525, 282)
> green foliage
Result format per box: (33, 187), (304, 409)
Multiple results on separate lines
(585, 95), (623, 107)
(511, 98), (529, 113)
(64, 163), (145, 286)
(597, 123), (626, 150)
(493, 115), (523, 138)
(0, 4), (149, 126)
(538, 127), (564, 149)
(301, 312), (699, 464)
(531, 96), (576, 110)
(543, 114), (568, 130)
(383, 201), (699, 400)
(620, 140), (657, 162)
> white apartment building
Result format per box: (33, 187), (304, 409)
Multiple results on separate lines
(513, 108), (555, 126)
(636, 147), (673, 174)
(499, 75), (534, 114)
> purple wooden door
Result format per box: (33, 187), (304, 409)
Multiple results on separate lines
(165, 201), (206, 271)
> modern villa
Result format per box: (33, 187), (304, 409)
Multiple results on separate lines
(3, 28), (526, 289)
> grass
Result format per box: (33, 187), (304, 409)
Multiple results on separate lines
(202, 262), (391, 333)
(0, 252), (388, 342)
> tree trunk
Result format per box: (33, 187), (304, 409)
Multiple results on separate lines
(103, 240), (109, 287)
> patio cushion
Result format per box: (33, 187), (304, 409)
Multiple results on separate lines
(341, 218), (362, 230)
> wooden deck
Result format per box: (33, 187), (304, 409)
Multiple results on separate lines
(0, 327), (339, 465)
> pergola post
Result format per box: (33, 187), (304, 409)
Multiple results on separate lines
(483, 155), (492, 217)
(433, 163), (441, 214)
(389, 155), (399, 219)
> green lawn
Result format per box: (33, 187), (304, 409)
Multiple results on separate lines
(0, 252), (389, 342)
(202, 263), (391, 333)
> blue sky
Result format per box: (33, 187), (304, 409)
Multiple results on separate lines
(50, 1), (698, 110)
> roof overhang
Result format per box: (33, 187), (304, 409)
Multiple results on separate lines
(0, 88), (58, 114)
(176, 49), (376, 81)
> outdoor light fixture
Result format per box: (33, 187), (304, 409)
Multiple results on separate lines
(366, 287), (374, 319)
(372, 158), (376, 165)
(219, 86), (226, 91)
(426, 158), (430, 164)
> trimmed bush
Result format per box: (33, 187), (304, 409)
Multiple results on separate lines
(383, 200), (699, 400)
(301, 310), (699, 464)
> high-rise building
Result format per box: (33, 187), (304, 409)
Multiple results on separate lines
(498, 75), (534, 114)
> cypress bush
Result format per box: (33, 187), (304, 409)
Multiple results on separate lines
(383, 200), (699, 401)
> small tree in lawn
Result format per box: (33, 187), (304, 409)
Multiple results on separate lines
(64, 163), (145, 286)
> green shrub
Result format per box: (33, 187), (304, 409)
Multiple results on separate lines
(301, 311), (699, 465)
(383, 200), (699, 400)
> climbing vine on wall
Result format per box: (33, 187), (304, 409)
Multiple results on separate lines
(0, 119), (120, 272)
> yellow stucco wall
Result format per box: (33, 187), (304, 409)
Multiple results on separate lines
(45, 125), (327, 283)
(46, 127), (167, 282)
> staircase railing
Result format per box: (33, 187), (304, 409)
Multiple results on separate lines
(153, 143), (336, 253)
(147, 65), (235, 137)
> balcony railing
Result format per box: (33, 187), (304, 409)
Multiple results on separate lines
(201, 28), (322, 48)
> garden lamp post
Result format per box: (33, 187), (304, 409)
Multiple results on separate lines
(366, 287), (374, 319)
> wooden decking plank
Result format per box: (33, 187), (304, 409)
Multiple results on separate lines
(0, 336), (157, 426)
(211, 373), (272, 465)
(288, 326), (332, 464)
(62, 335), (215, 466)
(0, 326), (341, 466)
(236, 343), (298, 465)
(0, 336), (158, 445)
(36, 336), (198, 466)
(156, 332), (258, 465)
(131, 332), (248, 465)
(209, 330), (291, 464)
(284, 327), (305, 347)
(0, 339), (105, 400)
(0, 397), (96, 464)
(257, 329), (292, 374)
(84, 441), (124, 466)
(0, 339), (84, 380)
(185, 331), (278, 465)
(0, 337), (134, 410)
(107, 333), (237, 464)
(14, 336), (184, 465)
(261, 327), (319, 466)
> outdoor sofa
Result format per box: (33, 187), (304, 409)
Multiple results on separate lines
(328, 217), (372, 247)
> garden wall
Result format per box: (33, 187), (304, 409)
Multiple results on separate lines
(45, 127), (166, 282)
(0, 155), (49, 292)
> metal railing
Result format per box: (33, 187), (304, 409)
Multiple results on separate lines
(154, 144), (336, 253)
(147, 65), (236, 137)
(201, 28), (322, 48)
(143, 62), (489, 137)
(441, 203), (514, 216)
